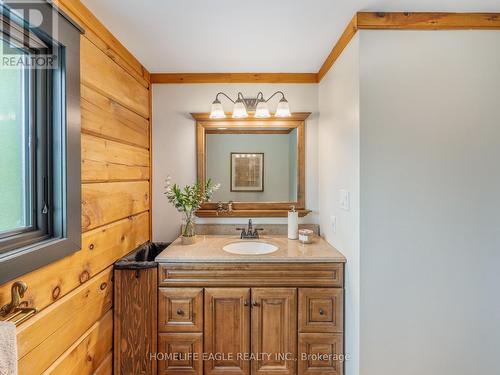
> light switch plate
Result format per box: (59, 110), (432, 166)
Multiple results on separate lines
(339, 190), (350, 211)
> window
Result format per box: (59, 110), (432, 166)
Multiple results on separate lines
(0, 2), (82, 283)
(0, 37), (49, 253)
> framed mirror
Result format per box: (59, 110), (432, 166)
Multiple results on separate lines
(193, 112), (311, 217)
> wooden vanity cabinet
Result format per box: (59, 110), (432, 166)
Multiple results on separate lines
(158, 263), (344, 375)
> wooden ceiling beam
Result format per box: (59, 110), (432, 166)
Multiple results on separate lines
(150, 73), (318, 84)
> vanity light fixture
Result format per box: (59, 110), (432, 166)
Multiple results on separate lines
(209, 91), (291, 119)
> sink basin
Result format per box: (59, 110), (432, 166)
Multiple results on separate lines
(223, 241), (278, 255)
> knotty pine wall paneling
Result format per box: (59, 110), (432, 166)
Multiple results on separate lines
(0, 1), (152, 374)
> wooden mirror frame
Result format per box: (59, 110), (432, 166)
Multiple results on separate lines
(193, 112), (311, 217)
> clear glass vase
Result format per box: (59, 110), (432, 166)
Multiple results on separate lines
(181, 214), (196, 245)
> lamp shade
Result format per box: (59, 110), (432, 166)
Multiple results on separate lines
(209, 99), (226, 119)
(232, 99), (248, 118)
(254, 100), (270, 118)
(275, 97), (291, 117)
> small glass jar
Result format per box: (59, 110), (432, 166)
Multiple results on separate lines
(298, 229), (313, 244)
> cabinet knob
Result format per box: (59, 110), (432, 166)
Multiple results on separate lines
(176, 308), (184, 315)
(319, 308), (325, 315)
(243, 300), (249, 306)
(252, 300), (259, 307)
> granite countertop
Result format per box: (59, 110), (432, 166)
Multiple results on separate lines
(155, 235), (346, 263)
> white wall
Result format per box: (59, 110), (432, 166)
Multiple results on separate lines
(318, 34), (360, 375)
(359, 30), (500, 375)
(152, 84), (319, 241)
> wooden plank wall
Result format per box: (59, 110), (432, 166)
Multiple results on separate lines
(0, 1), (152, 374)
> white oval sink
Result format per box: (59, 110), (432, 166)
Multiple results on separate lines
(223, 241), (278, 255)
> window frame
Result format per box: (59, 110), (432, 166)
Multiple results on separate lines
(0, 2), (82, 284)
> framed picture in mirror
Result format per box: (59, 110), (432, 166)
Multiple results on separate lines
(230, 153), (264, 192)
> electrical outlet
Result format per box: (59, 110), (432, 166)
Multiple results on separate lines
(330, 215), (336, 233)
(339, 190), (350, 211)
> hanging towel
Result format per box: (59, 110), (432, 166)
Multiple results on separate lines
(0, 321), (17, 375)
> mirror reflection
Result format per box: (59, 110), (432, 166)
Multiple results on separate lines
(205, 128), (298, 203)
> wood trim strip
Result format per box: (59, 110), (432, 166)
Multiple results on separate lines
(195, 209), (311, 218)
(317, 14), (358, 82)
(357, 12), (500, 30)
(151, 73), (318, 84)
(205, 129), (292, 135)
(148, 80), (153, 241)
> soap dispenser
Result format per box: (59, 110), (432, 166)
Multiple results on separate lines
(288, 205), (298, 240)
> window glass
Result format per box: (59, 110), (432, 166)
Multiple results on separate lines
(0, 38), (31, 235)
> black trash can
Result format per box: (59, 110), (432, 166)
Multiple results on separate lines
(114, 241), (170, 375)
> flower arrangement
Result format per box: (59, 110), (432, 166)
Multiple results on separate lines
(164, 177), (220, 244)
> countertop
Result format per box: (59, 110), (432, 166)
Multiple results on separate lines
(155, 235), (346, 263)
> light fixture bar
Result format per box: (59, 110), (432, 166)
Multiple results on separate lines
(209, 91), (292, 119)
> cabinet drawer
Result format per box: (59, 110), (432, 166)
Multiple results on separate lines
(298, 333), (343, 375)
(298, 289), (343, 333)
(159, 288), (203, 332)
(158, 333), (203, 375)
(159, 263), (343, 287)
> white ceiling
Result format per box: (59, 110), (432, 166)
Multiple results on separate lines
(81, 0), (500, 73)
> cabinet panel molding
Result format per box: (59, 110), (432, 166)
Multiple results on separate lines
(159, 288), (204, 332)
(158, 333), (203, 375)
(159, 263), (343, 287)
(204, 288), (251, 375)
(251, 288), (297, 375)
(299, 289), (343, 333)
(298, 333), (344, 375)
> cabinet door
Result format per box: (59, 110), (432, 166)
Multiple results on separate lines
(204, 288), (251, 375)
(251, 288), (297, 375)
(157, 333), (203, 375)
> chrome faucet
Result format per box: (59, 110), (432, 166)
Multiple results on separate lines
(236, 219), (264, 239)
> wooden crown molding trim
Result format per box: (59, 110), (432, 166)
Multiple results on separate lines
(150, 73), (318, 84)
(318, 12), (500, 82)
(317, 14), (358, 82)
(357, 12), (500, 30)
